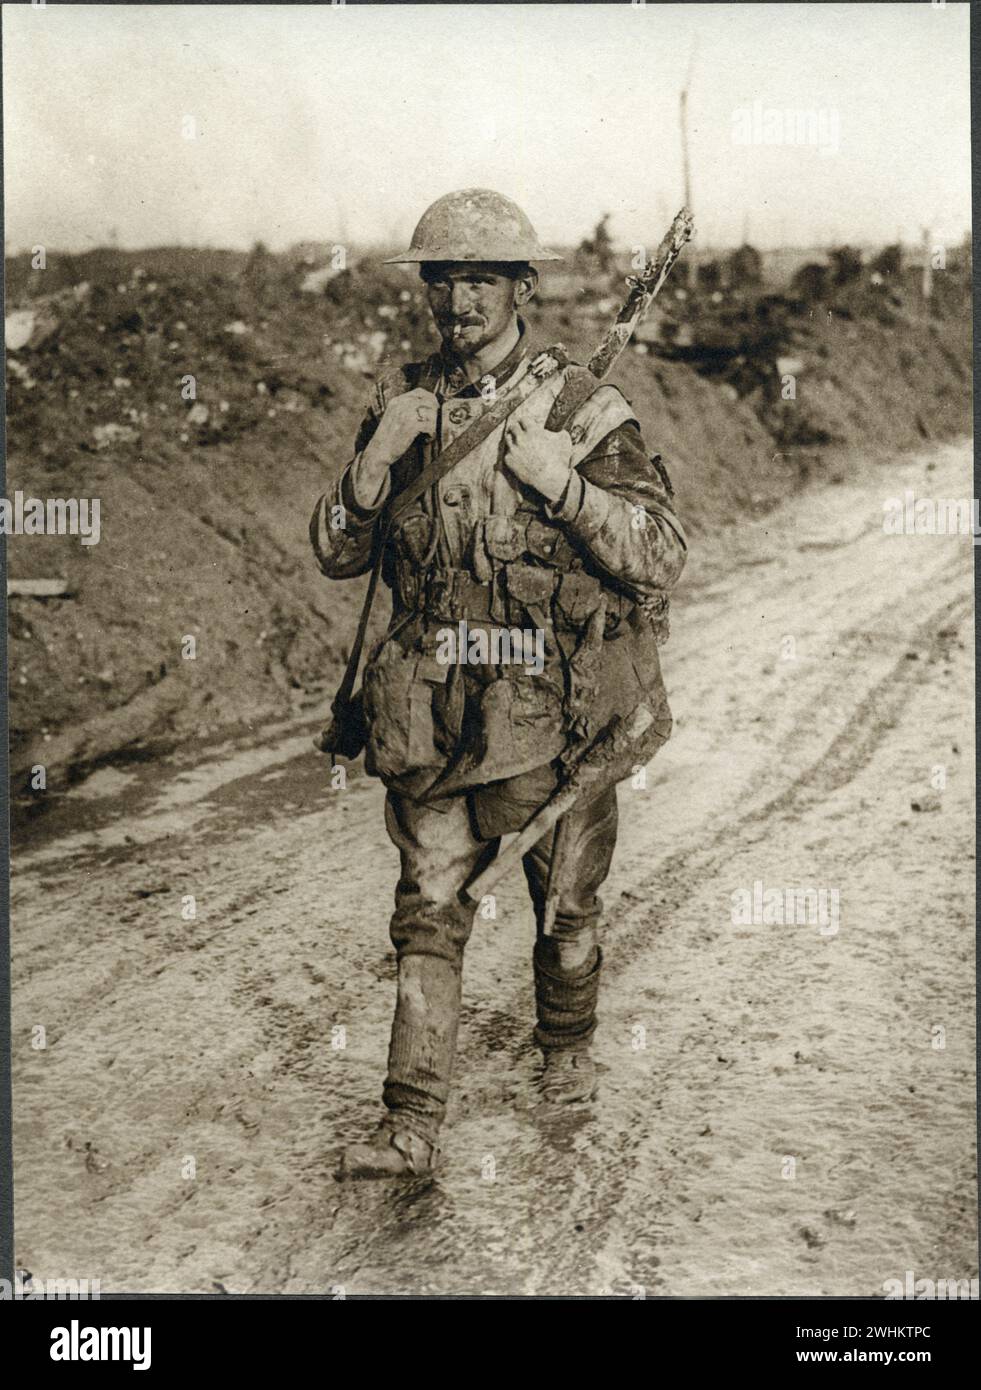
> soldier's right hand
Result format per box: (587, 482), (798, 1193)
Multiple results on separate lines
(361, 389), (439, 472)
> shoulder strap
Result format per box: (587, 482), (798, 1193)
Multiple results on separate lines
(389, 355), (604, 525)
(545, 364), (605, 432)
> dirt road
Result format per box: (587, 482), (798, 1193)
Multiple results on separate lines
(12, 439), (976, 1297)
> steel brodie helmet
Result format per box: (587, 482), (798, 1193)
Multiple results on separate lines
(385, 188), (562, 265)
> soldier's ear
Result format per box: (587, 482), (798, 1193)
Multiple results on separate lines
(513, 267), (538, 307)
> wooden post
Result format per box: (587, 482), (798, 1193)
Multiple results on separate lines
(921, 227), (933, 301)
(679, 41), (698, 291)
(679, 87), (696, 291)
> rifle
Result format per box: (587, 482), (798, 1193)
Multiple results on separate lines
(316, 207), (694, 761)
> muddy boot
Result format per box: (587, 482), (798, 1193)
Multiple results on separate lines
(338, 1123), (438, 1180)
(339, 951), (462, 1178)
(540, 1045), (598, 1104)
(533, 941), (602, 1103)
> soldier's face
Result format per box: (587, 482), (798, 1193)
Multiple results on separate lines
(423, 264), (534, 357)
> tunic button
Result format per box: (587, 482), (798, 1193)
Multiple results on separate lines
(443, 486), (463, 506)
(448, 405), (470, 426)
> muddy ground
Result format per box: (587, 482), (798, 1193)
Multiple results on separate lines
(11, 437), (976, 1297)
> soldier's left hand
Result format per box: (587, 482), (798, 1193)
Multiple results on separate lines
(503, 393), (574, 504)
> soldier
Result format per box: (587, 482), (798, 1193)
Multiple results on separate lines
(310, 189), (687, 1179)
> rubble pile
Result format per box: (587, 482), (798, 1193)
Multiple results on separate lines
(5, 250), (438, 456)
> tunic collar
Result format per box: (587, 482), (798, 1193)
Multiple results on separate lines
(438, 317), (530, 399)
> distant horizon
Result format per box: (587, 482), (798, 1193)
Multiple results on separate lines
(4, 232), (970, 262)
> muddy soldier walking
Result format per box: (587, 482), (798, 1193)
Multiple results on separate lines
(310, 190), (688, 1178)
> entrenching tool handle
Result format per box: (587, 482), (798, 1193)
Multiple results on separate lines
(541, 811), (574, 937)
(461, 703), (659, 908)
(463, 782), (584, 907)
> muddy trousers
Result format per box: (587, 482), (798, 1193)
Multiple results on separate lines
(380, 784), (619, 1146)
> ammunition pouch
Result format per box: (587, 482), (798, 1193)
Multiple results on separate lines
(524, 517), (572, 567)
(505, 562), (556, 618)
(391, 511), (438, 614)
(424, 567), (496, 624)
(481, 513), (575, 570)
(362, 641), (452, 799)
(418, 563), (625, 638)
(555, 571), (605, 629)
(482, 514), (526, 564)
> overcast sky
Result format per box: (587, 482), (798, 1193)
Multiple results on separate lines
(3, 2), (972, 254)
